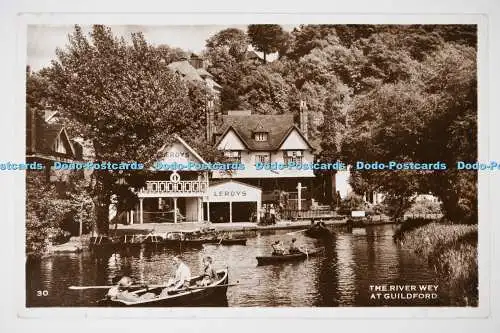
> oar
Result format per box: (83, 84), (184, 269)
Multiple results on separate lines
(286, 229), (307, 236)
(173, 282), (240, 293)
(188, 282), (239, 290)
(68, 284), (166, 290)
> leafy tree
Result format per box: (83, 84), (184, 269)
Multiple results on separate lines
(205, 28), (248, 61)
(247, 24), (287, 63)
(41, 25), (200, 234)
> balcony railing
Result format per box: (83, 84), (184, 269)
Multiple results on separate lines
(138, 180), (208, 197)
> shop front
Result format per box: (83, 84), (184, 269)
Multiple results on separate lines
(204, 180), (262, 223)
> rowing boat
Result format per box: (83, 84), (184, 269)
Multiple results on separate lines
(256, 248), (324, 265)
(97, 268), (229, 307)
(220, 238), (247, 245)
(304, 225), (332, 239)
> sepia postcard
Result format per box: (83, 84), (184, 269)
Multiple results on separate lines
(11, 10), (491, 321)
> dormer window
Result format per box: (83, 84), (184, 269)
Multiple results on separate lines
(224, 150), (241, 163)
(254, 132), (268, 142)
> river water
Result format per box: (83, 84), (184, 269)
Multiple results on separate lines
(26, 224), (463, 307)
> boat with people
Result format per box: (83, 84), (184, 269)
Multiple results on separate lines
(256, 247), (324, 266)
(304, 221), (333, 239)
(97, 268), (229, 307)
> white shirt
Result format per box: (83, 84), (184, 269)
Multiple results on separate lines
(174, 262), (191, 285)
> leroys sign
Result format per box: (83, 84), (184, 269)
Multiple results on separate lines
(205, 180), (261, 203)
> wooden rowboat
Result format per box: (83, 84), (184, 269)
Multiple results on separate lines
(304, 225), (333, 239)
(220, 238), (247, 245)
(97, 269), (229, 307)
(256, 248), (324, 266)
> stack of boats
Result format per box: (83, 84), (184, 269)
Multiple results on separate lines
(89, 229), (246, 251)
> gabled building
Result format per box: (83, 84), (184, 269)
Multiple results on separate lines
(26, 107), (82, 182)
(210, 103), (316, 212)
(134, 135), (210, 224)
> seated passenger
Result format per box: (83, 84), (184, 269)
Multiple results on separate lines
(197, 256), (218, 286)
(288, 238), (302, 254)
(272, 240), (285, 256)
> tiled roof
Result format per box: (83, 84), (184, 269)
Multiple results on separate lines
(217, 113), (311, 151)
(196, 68), (213, 78)
(167, 60), (204, 82)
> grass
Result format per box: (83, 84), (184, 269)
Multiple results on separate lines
(395, 221), (478, 306)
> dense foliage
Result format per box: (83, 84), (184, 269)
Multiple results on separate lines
(204, 24), (477, 223)
(25, 171), (95, 256)
(32, 25), (219, 233)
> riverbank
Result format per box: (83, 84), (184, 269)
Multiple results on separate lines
(394, 221), (478, 306)
(110, 219), (349, 235)
(38, 217), (400, 256)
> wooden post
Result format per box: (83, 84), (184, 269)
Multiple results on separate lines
(79, 202), (83, 241)
(229, 201), (233, 223)
(256, 199), (261, 223)
(198, 198), (203, 222)
(174, 197), (178, 224)
(139, 198), (144, 224)
(130, 210), (134, 224)
(297, 182), (302, 211)
(207, 200), (211, 222)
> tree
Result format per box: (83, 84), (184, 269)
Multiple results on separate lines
(41, 25), (200, 234)
(205, 28), (248, 61)
(337, 40), (476, 223)
(247, 24), (287, 63)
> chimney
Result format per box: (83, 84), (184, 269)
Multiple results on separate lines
(189, 54), (203, 69)
(299, 100), (308, 138)
(206, 99), (215, 143)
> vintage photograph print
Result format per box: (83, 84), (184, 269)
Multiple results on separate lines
(25, 24), (478, 308)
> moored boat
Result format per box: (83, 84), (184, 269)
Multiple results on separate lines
(256, 248), (324, 266)
(220, 238), (247, 245)
(97, 268), (229, 307)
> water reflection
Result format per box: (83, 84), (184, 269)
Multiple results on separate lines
(27, 225), (459, 307)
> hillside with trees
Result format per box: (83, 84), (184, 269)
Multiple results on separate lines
(204, 24), (477, 223)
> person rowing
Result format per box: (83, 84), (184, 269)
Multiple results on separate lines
(288, 238), (305, 254)
(160, 255), (191, 296)
(272, 240), (285, 256)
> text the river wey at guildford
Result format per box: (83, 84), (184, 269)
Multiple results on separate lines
(369, 284), (439, 301)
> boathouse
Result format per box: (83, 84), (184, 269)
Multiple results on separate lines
(133, 135), (209, 224)
(204, 180), (262, 223)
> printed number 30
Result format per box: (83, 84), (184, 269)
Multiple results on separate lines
(36, 290), (48, 296)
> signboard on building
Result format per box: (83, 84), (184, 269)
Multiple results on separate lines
(205, 180), (261, 203)
(351, 210), (366, 217)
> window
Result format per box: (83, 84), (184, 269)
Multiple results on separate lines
(254, 132), (268, 141)
(255, 154), (270, 163)
(53, 136), (67, 154)
(284, 150), (303, 165)
(224, 150), (241, 163)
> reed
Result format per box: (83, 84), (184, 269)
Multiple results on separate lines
(396, 222), (478, 305)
